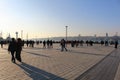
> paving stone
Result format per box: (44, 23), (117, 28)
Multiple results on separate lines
(0, 44), (118, 80)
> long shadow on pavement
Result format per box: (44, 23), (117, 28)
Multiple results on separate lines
(17, 62), (66, 80)
(23, 50), (50, 58)
(68, 50), (116, 57)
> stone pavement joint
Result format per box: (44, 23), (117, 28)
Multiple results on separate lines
(75, 49), (120, 80)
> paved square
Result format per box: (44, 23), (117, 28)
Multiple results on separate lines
(0, 44), (119, 80)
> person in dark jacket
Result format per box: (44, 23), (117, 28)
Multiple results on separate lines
(60, 39), (67, 51)
(8, 38), (17, 63)
(16, 38), (23, 62)
(115, 40), (118, 49)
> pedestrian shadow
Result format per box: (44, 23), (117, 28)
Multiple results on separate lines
(17, 62), (66, 80)
(23, 47), (50, 50)
(69, 50), (107, 57)
(23, 47), (44, 50)
(23, 50), (50, 58)
(69, 49), (117, 57)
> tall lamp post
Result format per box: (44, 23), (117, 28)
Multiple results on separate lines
(65, 26), (68, 41)
(16, 32), (18, 39)
(21, 30), (23, 40)
(65, 26), (68, 46)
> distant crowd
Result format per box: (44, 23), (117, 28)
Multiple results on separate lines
(0, 38), (119, 63)
(0, 38), (119, 49)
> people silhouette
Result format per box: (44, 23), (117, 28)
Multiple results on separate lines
(8, 38), (17, 63)
(115, 40), (118, 49)
(60, 39), (67, 51)
(16, 38), (23, 62)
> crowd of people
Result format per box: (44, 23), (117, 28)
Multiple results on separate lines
(0, 39), (119, 49)
(0, 38), (119, 63)
(23, 39), (119, 50)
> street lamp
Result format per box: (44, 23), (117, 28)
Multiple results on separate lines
(65, 26), (68, 47)
(21, 30), (23, 39)
(15, 32), (18, 39)
(65, 26), (68, 41)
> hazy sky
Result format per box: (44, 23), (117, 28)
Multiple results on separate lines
(0, 0), (120, 39)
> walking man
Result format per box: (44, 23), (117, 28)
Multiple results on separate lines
(115, 40), (118, 49)
(60, 39), (67, 51)
(8, 38), (17, 63)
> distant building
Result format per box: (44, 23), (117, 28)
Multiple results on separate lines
(6, 34), (11, 42)
(0, 37), (3, 41)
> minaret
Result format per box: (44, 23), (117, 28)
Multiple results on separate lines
(21, 30), (23, 39)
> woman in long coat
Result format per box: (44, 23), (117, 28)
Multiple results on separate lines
(16, 38), (23, 62)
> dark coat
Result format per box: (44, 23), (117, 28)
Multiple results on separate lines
(16, 42), (22, 52)
(8, 41), (17, 52)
